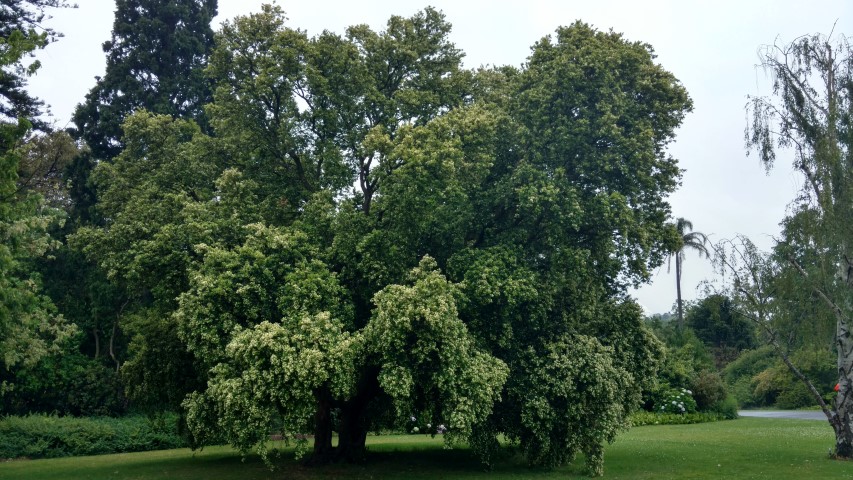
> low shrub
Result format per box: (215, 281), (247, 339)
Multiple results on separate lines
(775, 380), (819, 409)
(707, 395), (739, 419)
(630, 411), (737, 426)
(691, 370), (727, 411)
(0, 414), (187, 459)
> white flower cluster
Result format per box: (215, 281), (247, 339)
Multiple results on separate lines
(658, 388), (695, 414)
(662, 399), (686, 413)
(674, 388), (690, 413)
(407, 416), (447, 434)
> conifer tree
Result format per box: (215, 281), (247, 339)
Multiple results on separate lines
(72, 0), (218, 160)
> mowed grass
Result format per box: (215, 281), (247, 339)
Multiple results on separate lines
(1, 418), (851, 479)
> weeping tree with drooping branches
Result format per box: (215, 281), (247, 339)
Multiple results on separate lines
(746, 31), (853, 458)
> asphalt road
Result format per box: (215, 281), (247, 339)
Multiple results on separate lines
(738, 410), (827, 420)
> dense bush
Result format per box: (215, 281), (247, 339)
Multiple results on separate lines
(1, 354), (126, 416)
(707, 395), (739, 419)
(0, 414), (187, 459)
(723, 346), (777, 408)
(630, 411), (736, 426)
(724, 346), (834, 409)
(691, 370), (727, 411)
(642, 329), (734, 416)
(686, 294), (755, 360)
(776, 381), (818, 410)
(656, 332), (716, 389)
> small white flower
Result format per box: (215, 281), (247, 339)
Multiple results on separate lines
(412, 427), (419, 433)
(427, 423), (432, 428)
(410, 416), (417, 422)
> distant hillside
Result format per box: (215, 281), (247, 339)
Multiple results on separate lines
(645, 312), (674, 324)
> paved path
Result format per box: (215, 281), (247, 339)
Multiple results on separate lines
(739, 410), (827, 420)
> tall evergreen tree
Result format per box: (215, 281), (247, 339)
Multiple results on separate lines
(72, 0), (218, 161)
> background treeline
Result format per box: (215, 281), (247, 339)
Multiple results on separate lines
(1, 0), (219, 418)
(645, 291), (835, 413)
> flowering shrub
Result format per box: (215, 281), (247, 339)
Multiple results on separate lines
(657, 388), (697, 414)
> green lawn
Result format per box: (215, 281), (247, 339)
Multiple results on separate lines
(1, 418), (850, 479)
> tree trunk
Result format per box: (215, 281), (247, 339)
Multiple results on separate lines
(336, 400), (369, 463)
(676, 254), (684, 331)
(833, 406), (853, 458)
(834, 315), (853, 458)
(308, 369), (379, 464)
(310, 395), (334, 463)
(835, 248), (853, 457)
(784, 255), (853, 458)
(334, 368), (380, 463)
(359, 154), (375, 216)
(109, 317), (120, 372)
(93, 326), (100, 359)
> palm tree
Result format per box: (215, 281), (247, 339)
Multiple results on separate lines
(670, 217), (710, 331)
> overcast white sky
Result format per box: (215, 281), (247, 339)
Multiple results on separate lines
(27, 1), (851, 314)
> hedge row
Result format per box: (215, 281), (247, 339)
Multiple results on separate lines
(0, 414), (188, 459)
(630, 411), (737, 427)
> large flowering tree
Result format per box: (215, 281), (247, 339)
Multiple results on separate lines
(77, 6), (690, 475)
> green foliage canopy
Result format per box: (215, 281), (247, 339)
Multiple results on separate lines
(0, 7), (76, 398)
(73, 0), (218, 161)
(686, 294), (755, 353)
(76, 7), (692, 475)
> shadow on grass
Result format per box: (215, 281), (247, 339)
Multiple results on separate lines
(3, 419), (850, 480)
(29, 418), (841, 480)
(0, 439), (583, 480)
(270, 445), (573, 480)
